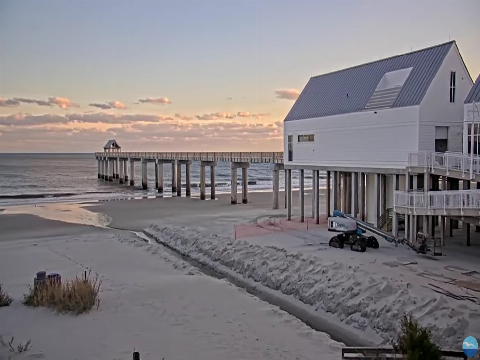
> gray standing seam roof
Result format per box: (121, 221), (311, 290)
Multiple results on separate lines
(284, 41), (455, 121)
(104, 139), (121, 149)
(465, 73), (480, 104)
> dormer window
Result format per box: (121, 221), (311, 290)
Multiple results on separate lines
(449, 71), (456, 103)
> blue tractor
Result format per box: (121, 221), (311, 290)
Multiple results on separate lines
(327, 210), (379, 252)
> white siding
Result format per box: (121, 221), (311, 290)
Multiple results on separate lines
(284, 106), (419, 169)
(419, 45), (473, 153)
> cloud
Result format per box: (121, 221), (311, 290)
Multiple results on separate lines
(236, 111), (251, 117)
(89, 101), (127, 110)
(9, 97), (79, 109)
(226, 97), (233, 100)
(275, 89), (300, 100)
(196, 112), (236, 120)
(138, 97), (172, 105)
(175, 113), (194, 121)
(0, 98), (20, 107)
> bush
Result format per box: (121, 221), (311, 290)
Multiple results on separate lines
(0, 284), (13, 307)
(23, 271), (101, 314)
(393, 314), (441, 360)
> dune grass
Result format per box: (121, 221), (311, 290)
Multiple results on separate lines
(23, 271), (101, 315)
(0, 284), (13, 307)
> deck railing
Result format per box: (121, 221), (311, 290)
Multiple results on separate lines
(394, 189), (480, 213)
(95, 151), (284, 163)
(408, 151), (480, 178)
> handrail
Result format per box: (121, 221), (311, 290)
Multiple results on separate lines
(408, 151), (480, 178)
(341, 347), (467, 359)
(95, 151), (284, 163)
(394, 189), (480, 212)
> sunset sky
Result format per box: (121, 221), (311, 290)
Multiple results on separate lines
(1, 0), (479, 153)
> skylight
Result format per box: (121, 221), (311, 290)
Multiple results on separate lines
(365, 67), (413, 110)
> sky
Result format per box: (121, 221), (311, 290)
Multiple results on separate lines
(0, 0), (479, 153)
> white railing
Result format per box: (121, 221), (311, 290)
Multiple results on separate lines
(95, 151), (284, 164)
(408, 151), (480, 178)
(394, 189), (480, 213)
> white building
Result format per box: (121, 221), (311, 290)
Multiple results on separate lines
(463, 74), (480, 156)
(282, 41), (479, 245)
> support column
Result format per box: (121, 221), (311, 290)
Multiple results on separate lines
(341, 172), (346, 213)
(314, 170), (320, 224)
(392, 174), (399, 237)
(359, 172), (365, 221)
(185, 162), (191, 197)
(405, 172), (410, 241)
(333, 171), (339, 211)
(129, 160), (135, 186)
(312, 170), (316, 218)
(351, 172), (358, 217)
(284, 170), (287, 209)
(201, 164), (206, 200)
(375, 174), (380, 227)
(109, 159), (113, 182)
(141, 160), (147, 190)
(326, 171), (331, 217)
(440, 216), (445, 247)
(272, 165), (280, 209)
(124, 160), (128, 183)
(423, 171), (431, 235)
(210, 165), (216, 199)
(177, 162), (182, 197)
(346, 173), (352, 215)
(171, 161), (177, 194)
(381, 174), (387, 219)
(157, 161), (163, 193)
(115, 158), (120, 179)
(154, 162), (159, 189)
(230, 164), (237, 204)
(97, 159), (101, 179)
(119, 160), (124, 184)
(101, 159), (105, 179)
(299, 169), (305, 222)
(463, 180), (471, 246)
(412, 175), (418, 241)
(242, 167), (248, 204)
(286, 169), (292, 220)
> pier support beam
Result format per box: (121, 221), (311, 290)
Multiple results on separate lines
(210, 164), (216, 200)
(242, 167), (248, 204)
(314, 169), (320, 224)
(109, 159), (114, 182)
(176, 161), (182, 197)
(299, 169), (305, 222)
(141, 160), (147, 190)
(286, 169), (292, 220)
(101, 159), (105, 179)
(171, 161), (177, 194)
(115, 158), (120, 179)
(325, 171), (331, 218)
(157, 161), (163, 193)
(97, 159), (101, 179)
(185, 162), (191, 197)
(200, 164), (206, 200)
(154, 162), (159, 189)
(123, 160), (128, 183)
(129, 160), (135, 186)
(230, 165), (236, 204)
(119, 160), (124, 184)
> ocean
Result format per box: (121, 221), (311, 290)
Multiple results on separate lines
(0, 153), (323, 206)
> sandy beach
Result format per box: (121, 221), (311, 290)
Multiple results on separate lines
(1, 190), (479, 359)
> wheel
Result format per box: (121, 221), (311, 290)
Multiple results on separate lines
(366, 236), (379, 249)
(329, 236), (344, 249)
(350, 238), (367, 252)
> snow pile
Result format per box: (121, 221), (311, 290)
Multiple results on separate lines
(145, 224), (480, 349)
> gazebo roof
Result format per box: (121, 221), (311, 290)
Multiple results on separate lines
(103, 139), (121, 149)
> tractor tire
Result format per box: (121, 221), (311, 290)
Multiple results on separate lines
(351, 238), (367, 252)
(329, 236), (344, 249)
(366, 236), (379, 249)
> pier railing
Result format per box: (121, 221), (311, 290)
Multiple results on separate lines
(394, 189), (480, 213)
(95, 151), (284, 164)
(408, 151), (480, 178)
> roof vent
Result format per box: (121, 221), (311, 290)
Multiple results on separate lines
(365, 67), (413, 110)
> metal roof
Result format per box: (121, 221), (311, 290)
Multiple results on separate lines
(285, 41), (455, 121)
(465, 73), (480, 104)
(104, 139), (121, 149)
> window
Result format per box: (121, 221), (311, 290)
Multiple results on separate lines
(449, 71), (456, 103)
(467, 123), (479, 156)
(298, 134), (314, 142)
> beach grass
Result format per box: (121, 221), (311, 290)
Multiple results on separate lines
(23, 271), (101, 314)
(0, 284), (13, 307)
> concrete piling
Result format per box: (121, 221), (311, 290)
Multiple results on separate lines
(172, 161), (177, 194)
(210, 165), (216, 200)
(326, 170), (331, 217)
(115, 158), (120, 179)
(109, 159), (113, 182)
(230, 165), (237, 204)
(242, 167), (248, 204)
(272, 165), (280, 209)
(129, 160), (135, 186)
(158, 162), (163, 193)
(154, 162), (159, 189)
(97, 159), (101, 179)
(200, 164), (206, 200)
(185, 162), (191, 197)
(177, 162), (182, 197)
(286, 169), (292, 220)
(314, 169), (320, 224)
(141, 160), (147, 190)
(123, 160), (128, 183)
(119, 160), (124, 184)
(299, 169), (304, 222)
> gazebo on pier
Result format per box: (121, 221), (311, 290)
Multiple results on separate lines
(103, 139), (121, 153)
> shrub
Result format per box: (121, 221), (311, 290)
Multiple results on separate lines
(23, 271), (101, 314)
(0, 336), (32, 353)
(0, 284), (13, 307)
(393, 314), (441, 360)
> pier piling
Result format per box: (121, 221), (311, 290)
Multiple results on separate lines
(130, 160), (135, 186)
(141, 160), (147, 190)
